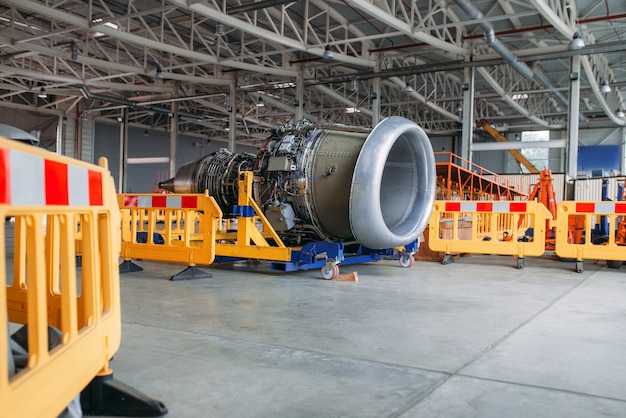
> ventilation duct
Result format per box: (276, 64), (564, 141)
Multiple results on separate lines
(453, 0), (570, 112)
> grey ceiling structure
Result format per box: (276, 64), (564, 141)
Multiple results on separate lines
(0, 0), (624, 147)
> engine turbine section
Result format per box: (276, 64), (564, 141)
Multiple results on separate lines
(158, 149), (255, 214)
(160, 117), (436, 249)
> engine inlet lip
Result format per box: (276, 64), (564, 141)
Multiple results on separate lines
(349, 116), (436, 249)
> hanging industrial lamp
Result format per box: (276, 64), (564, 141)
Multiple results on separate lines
(570, 32), (585, 50)
(323, 45), (334, 61)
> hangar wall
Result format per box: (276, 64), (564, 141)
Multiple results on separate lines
(94, 122), (258, 193)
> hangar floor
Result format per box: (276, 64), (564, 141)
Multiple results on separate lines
(106, 253), (626, 417)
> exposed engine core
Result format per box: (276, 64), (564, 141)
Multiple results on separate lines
(159, 117), (436, 249)
(159, 150), (255, 212)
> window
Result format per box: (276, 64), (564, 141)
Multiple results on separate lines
(520, 130), (549, 173)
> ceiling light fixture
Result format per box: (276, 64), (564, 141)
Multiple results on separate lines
(257, 97), (264, 107)
(216, 23), (225, 36)
(455, 104), (463, 114)
(37, 87), (47, 99)
(349, 79), (357, 92)
(323, 45), (334, 61)
(600, 79), (611, 93)
(155, 66), (164, 80)
(404, 84), (413, 93)
(570, 31), (585, 50)
(616, 108), (625, 118)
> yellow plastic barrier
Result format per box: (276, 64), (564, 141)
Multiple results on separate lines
(428, 200), (552, 268)
(0, 137), (121, 417)
(118, 191), (222, 280)
(555, 201), (626, 272)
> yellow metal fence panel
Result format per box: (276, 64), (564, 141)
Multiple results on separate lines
(0, 138), (121, 417)
(118, 192), (222, 266)
(555, 201), (626, 261)
(428, 200), (552, 258)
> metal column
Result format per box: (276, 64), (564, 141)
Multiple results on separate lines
(229, 77), (237, 152)
(372, 54), (381, 126)
(295, 66), (304, 120)
(460, 65), (475, 162)
(119, 108), (128, 193)
(567, 55), (581, 180)
(169, 101), (179, 177)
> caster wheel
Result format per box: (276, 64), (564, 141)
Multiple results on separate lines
(399, 254), (414, 268)
(321, 264), (339, 280)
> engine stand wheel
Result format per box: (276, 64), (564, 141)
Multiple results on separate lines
(321, 264), (340, 280)
(399, 253), (415, 268)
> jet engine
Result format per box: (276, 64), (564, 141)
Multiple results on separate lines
(159, 117), (436, 249)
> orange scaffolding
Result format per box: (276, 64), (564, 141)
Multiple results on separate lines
(435, 152), (530, 201)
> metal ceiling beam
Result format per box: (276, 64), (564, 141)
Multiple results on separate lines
(529, 0), (626, 126)
(1, 0), (297, 78)
(303, 39), (626, 96)
(313, 85), (373, 117)
(172, 0), (375, 68)
(249, 92), (317, 121)
(343, 0), (466, 56)
(386, 77), (461, 123)
(477, 67), (553, 128)
(0, 36), (219, 85)
(227, 0), (295, 15)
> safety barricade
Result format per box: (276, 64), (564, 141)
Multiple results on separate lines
(118, 192), (222, 280)
(428, 200), (553, 268)
(554, 201), (626, 272)
(0, 137), (166, 417)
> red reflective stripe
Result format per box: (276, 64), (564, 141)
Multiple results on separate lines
(152, 195), (167, 208)
(0, 149), (9, 204)
(616, 203), (626, 214)
(509, 202), (527, 212)
(445, 202), (461, 211)
(182, 196), (197, 208)
(88, 170), (103, 206)
(576, 202), (595, 213)
(45, 159), (68, 205)
(123, 195), (138, 207)
(476, 202), (492, 212)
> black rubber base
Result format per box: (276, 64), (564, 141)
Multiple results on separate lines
(81, 373), (167, 417)
(170, 266), (213, 281)
(441, 254), (455, 265)
(119, 260), (143, 273)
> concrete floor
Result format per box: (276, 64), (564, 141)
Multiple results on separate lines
(106, 253), (626, 418)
